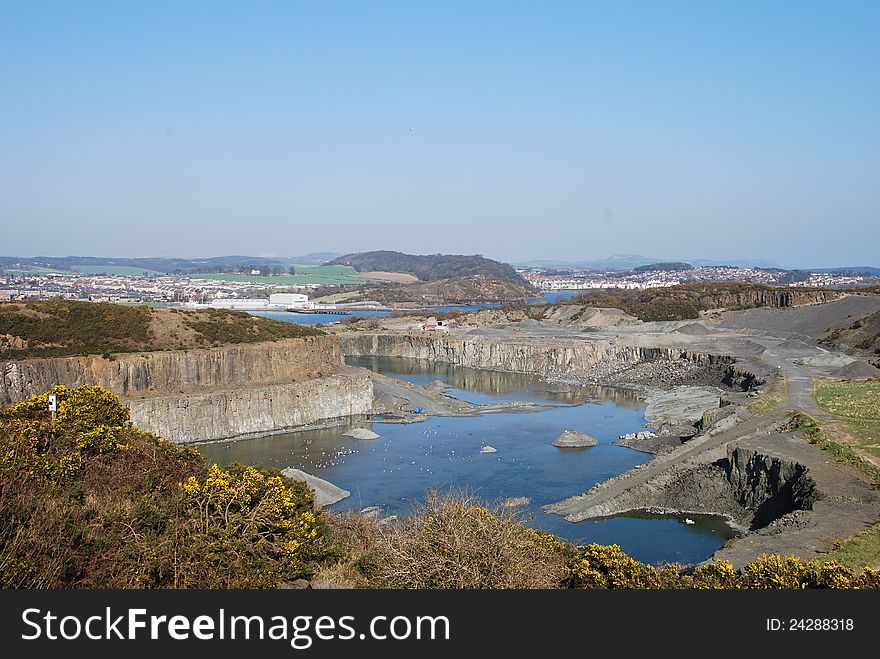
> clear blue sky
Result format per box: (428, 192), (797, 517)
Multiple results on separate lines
(1, 1), (878, 267)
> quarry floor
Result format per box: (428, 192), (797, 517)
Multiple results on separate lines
(342, 295), (880, 566)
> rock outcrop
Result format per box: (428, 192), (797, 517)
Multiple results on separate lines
(281, 467), (351, 507)
(552, 430), (599, 448)
(343, 428), (380, 440)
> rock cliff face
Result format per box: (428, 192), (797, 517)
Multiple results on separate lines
(0, 336), (342, 405)
(0, 336), (374, 443)
(705, 288), (842, 310)
(129, 372), (372, 443)
(718, 447), (818, 528)
(339, 333), (732, 376)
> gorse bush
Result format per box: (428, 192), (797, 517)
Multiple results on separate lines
(0, 386), (326, 588)
(175, 464), (323, 586)
(562, 543), (675, 589)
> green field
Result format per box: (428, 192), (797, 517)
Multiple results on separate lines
(815, 379), (880, 461)
(73, 265), (165, 276)
(189, 264), (373, 286)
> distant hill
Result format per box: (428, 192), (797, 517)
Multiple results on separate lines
(514, 254), (660, 271)
(325, 251), (526, 285)
(0, 254), (343, 275)
(813, 266), (880, 276)
(515, 255), (785, 271)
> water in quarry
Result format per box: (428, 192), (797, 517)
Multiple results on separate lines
(198, 356), (738, 565)
(248, 292), (579, 325)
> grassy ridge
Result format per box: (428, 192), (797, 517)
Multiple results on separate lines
(327, 251), (526, 285)
(0, 300), (322, 360)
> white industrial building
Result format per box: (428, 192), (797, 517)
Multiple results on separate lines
(269, 293), (310, 308)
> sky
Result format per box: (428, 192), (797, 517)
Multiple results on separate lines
(1, 1), (878, 268)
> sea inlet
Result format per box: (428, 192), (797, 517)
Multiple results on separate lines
(198, 356), (737, 565)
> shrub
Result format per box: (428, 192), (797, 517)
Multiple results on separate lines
(0, 386), (326, 588)
(562, 543), (664, 589)
(364, 492), (567, 589)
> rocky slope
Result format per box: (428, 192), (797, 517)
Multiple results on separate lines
(821, 309), (880, 366)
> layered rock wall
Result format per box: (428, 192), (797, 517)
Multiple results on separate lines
(0, 336), (341, 405)
(339, 333), (732, 376)
(0, 336), (374, 443)
(129, 372), (373, 443)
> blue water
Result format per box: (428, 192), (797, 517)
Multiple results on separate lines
(531, 291), (582, 304)
(198, 358), (736, 565)
(249, 292), (581, 325)
(250, 310), (393, 325)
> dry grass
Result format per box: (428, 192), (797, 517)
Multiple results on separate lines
(315, 512), (383, 588)
(748, 375), (788, 415)
(824, 523), (880, 570)
(360, 492), (566, 589)
(815, 379), (880, 462)
(354, 271), (420, 284)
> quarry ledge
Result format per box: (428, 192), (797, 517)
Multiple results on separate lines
(546, 434), (880, 567)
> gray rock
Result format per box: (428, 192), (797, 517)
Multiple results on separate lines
(503, 497), (530, 508)
(552, 430), (599, 448)
(310, 579), (344, 590)
(343, 428), (380, 440)
(360, 506), (382, 519)
(279, 578), (310, 590)
(618, 431), (657, 441)
(700, 404), (737, 430)
(281, 467), (350, 507)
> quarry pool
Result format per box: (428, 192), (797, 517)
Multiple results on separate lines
(198, 357), (738, 565)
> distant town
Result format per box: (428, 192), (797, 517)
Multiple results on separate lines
(1, 261), (876, 308)
(521, 264), (873, 291)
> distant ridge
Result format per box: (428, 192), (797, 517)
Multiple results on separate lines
(514, 255), (783, 270)
(325, 250), (526, 284)
(0, 254), (343, 275)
